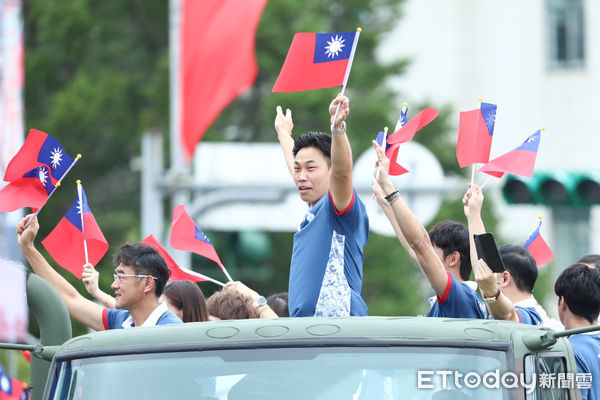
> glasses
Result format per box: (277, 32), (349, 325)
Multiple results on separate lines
(113, 273), (157, 282)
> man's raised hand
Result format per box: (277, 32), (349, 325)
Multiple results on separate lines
(274, 106), (294, 137)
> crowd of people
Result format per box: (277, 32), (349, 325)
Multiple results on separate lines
(15, 94), (600, 399)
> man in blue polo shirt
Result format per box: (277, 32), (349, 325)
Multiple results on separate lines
(372, 142), (486, 319)
(555, 264), (600, 400)
(17, 215), (181, 330)
(274, 95), (368, 317)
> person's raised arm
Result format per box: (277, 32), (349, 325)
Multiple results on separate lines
(82, 265), (115, 309)
(372, 180), (417, 262)
(328, 94), (353, 212)
(473, 259), (519, 321)
(373, 141), (448, 296)
(17, 215), (105, 331)
(274, 105), (295, 178)
(463, 184), (486, 275)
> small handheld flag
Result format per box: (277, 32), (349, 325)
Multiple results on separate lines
(4, 129), (74, 182)
(272, 29), (361, 93)
(387, 107), (439, 145)
(41, 184), (108, 279)
(457, 101), (497, 168)
(141, 235), (224, 286)
(477, 129), (543, 178)
(0, 166), (55, 212)
(523, 217), (554, 267)
(170, 205), (232, 282)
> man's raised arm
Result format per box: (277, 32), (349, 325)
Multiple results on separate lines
(372, 142), (448, 296)
(17, 215), (105, 331)
(274, 105), (295, 178)
(328, 94), (354, 212)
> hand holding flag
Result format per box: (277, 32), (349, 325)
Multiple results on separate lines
(41, 183), (108, 279)
(170, 205), (232, 282)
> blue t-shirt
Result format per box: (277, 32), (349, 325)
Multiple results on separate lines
(514, 306), (543, 326)
(426, 272), (487, 319)
(289, 189), (369, 317)
(102, 308), (182, 329)
(569, 333), (600, 400)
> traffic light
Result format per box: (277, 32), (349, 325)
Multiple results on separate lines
(502, 171), (600, 206)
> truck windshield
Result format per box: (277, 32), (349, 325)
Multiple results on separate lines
(48, 345), (508, 400)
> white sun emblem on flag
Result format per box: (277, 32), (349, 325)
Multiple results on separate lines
(38, 167), (49, 185)
(324, 35), (345, 58)
(76, 199), (83, 215)
(50, 147), (63, 169)
(527, 136), (538, 143)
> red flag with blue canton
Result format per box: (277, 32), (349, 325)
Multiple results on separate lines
(0, 365), (29, 400)
(170, 205), (224, 271)
(523, 219), (554, 267)
(141, 234), (206, 283)
(272, 31), (359, 92)
(0, 166), (55, 212)
(41, 186), (108, 279)
(4, 129), (74, 183)
(477, 129), (542, 178)
(457, 102), (497, 168)
(386, 108), (439, 145)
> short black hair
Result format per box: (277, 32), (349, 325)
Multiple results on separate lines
(499, 245), (538, 294)
(114, 243), (170, 297)
(428, 221), (470, 281)
(576, 253), (600, 268)
(267, 292), (289, 317)
(554, 263), (600, 323)
(292, 132), (331, 164)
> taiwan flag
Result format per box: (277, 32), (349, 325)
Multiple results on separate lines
(0, 365), (29, 400)
(141, 234), (206, 283)
(477, 129), (542, 178)
(375, 131), (408, 176)
(272, 30), (360, 92)
(386, 108), (439, 146)
(4, 129), (74, 182)
(457, 102), (497, 168)
(170, 205), (229, 278)
(41, 186), (108, 279)
(523, 219), (554, 267)
(0, 166), (55, 212)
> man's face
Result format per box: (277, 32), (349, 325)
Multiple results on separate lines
(111, 264), (146, 310)
(293, 147), (331, 204)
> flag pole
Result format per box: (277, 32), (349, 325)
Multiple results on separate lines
(76, 180), (90, 265)
(331, 27), (361, 131)
(184, 268), (225, 287)
(221, 263), (233, 282)
(26, 154), (82, 227)
(478, 175), (494, 191)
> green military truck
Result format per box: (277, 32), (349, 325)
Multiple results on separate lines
(2, 273), (595, 399)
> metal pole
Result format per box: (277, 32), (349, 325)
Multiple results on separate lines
(141, 131), (164, 238)
(168, 0), (191, 268)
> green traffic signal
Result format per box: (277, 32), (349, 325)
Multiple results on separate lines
(502, 171), (600, 206)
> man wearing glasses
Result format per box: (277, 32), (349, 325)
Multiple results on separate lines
(17, 215), (182, 330)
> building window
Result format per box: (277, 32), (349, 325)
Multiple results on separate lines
(547, 0), (585, 68)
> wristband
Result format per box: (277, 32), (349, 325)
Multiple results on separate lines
(331, 126), (346, 135)
(385, 189), (400, 204)
(253, 295), (267, 308)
